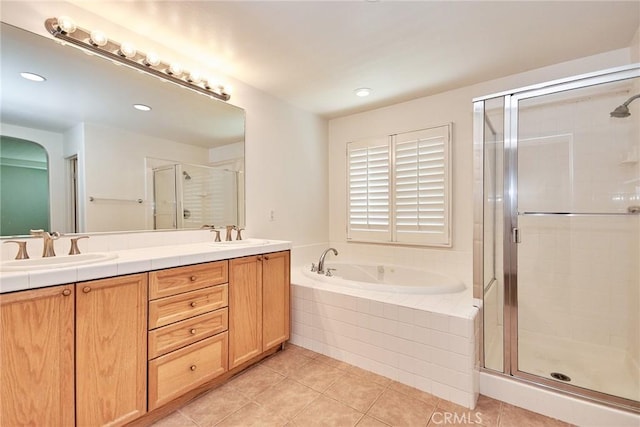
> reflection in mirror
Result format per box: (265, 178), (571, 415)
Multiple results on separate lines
(0, 23), (245, 237)
(0, 136), (50, 235)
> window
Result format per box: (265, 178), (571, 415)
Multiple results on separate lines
(347, 124), (452, 247)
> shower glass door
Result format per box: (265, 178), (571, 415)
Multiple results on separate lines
(511, 74), (640, 406)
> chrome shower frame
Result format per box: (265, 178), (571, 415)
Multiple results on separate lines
(473, 63), (640, 412)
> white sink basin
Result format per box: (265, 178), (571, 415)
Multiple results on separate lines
(209, 238), (270, 248)
(0, 252), (118, 272)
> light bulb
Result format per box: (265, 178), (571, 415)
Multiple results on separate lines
(133, 104), (152, 112)
(354, 87), (372, 97)
(167, 63), (183, 76)
(204, 77), (219, 90)
(118, 42), (137, 58)
(144, 52), (161, 67)
(57, 16), (76, 34)
(187, 71), (203, 84)
(20, 72), (46, 82)
(89, 30), (108, 47)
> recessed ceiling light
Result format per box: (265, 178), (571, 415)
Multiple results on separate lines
(133, 104), (152, 112)
(20, 72), (46, 82)
(354, 87), (372, 97)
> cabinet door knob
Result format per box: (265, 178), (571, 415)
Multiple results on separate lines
(257, 256), (262, 261)
(264, 255), (270, 261)
(190, 301), (197, 308)
(62, 289), (72, 296)
(190, 365), (197, 371)
(83, 286), (91, 293)
(190, 328), (197, 334)
(190, 276), (197, 282)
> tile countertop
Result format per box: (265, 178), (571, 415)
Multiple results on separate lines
(0, 239), (292, 294)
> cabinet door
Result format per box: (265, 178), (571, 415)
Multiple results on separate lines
(0, 285), (75, 426)
(228, 255), (262, 369)
(262, 251), (290, 350)
(76, 273), (147, 426)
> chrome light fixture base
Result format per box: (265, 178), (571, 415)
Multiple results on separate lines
(44, 17), (231, 102)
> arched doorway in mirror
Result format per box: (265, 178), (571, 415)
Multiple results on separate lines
(0, 136), (50, 235)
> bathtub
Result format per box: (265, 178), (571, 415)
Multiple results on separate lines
(301, 262), (465, 294)
(291, 260), (479, 409)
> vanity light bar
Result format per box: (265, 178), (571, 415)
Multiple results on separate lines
(44, 17), (231, 102)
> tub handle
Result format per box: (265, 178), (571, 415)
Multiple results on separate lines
(310, 263), (317, 272)
(325, 268), (336, 277)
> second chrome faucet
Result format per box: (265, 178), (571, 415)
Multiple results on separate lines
(316, 247), (338, 275)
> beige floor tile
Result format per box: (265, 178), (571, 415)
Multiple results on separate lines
(472, 395), (502, 427)
(254, 378), (321, 420)
(346, 365), (392, 387)
(151, 411), (198, 427)
(286, 343), (319, 359)
(324, 373), (386, 412)
(356, 415), (391, 426)
(179, 385), (249, 427)
(215, 402), (288, 427)
(388, 381), (439, 406)
(314, 354), (352, 370)
(432, 398), (490, 427)
(368, 389), (435, 426)
(499, 403), (571, 427)
(289, 359), (343, 392)
(261, 348), (313, 377)
(227, 364), (285, 398)
(293, 395), (364, 427)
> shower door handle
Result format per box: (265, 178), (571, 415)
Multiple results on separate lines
(511, 228), (521, 244)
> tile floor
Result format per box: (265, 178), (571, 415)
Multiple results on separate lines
(152, 344), (572, 427)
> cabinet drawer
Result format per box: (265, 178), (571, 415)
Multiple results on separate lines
(149, 284), (228, 329)
(149, 261), (228, 300)
(148, 308), (228, 359)
(148, 332), (228, 410)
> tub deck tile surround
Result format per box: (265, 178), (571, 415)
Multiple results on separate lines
(151, 344), (571, 427)
(290, 267), (480, 409)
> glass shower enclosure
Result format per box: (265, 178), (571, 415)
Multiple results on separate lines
(473, 64), (640, 411)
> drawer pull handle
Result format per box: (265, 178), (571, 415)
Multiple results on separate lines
(62, 289), (72, 296)
(190, 276), (197, 281)
(83, 286), (91, 293)
(190, 365), (197, 371)
(190, 328), (197, 334)
(190, 301), (197, 308)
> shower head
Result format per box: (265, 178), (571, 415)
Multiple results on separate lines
(182, 171), (191, 180)
(610, 94), (640, 118)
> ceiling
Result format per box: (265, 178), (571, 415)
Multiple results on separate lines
(64, 0), (640, 118)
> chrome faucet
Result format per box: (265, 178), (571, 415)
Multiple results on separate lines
(30, 229), (61, 257)
(225, 225), (237, 241)
(317, 248), (338, 274)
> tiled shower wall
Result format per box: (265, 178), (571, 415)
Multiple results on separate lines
(516, 84), (640, 364)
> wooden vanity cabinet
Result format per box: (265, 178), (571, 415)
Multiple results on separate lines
(229, 251), (290, 369)
(147, 260), (229, 410)
(76, 273), (148, 427)
(0, 285), (75, 426)
(1, 273), (147, 427)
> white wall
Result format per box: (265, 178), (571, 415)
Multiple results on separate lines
(328, 48), (634, 287)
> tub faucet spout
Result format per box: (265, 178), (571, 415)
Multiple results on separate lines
(317, 248), (338, 275)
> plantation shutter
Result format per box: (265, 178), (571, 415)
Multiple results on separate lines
(393, 125), (451, 246)
(347, 138), (390, 242)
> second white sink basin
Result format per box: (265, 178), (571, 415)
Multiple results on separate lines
(1, 252), (118, 272)
(209, 238), (270, 248)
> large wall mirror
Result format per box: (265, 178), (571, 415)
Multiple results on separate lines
(0, 22), (245, 237)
